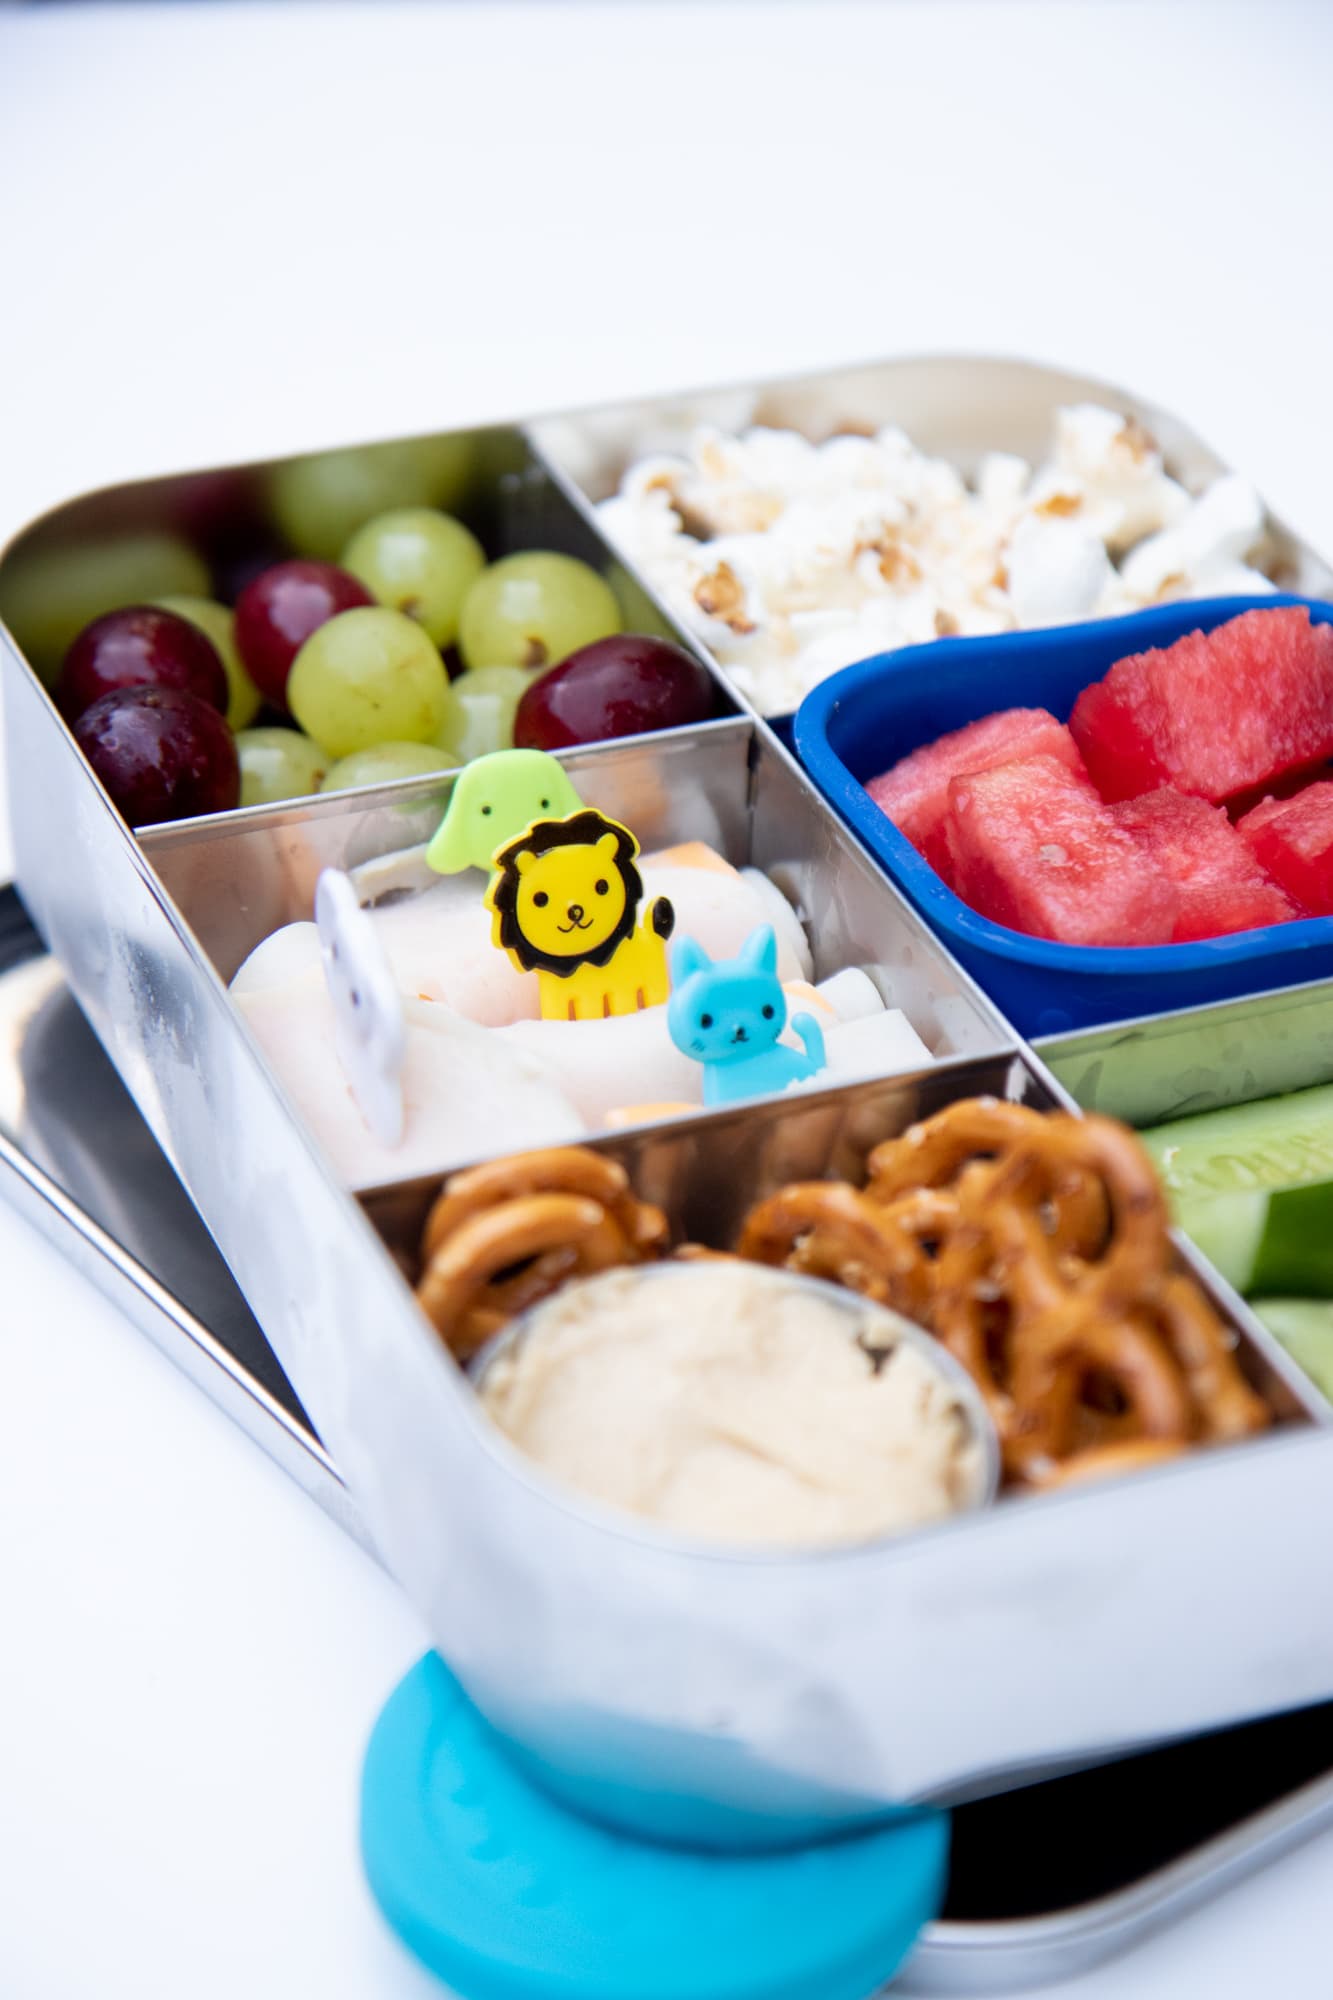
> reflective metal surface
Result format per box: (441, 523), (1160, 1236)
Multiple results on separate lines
(0, 895), (360, 1544)
(1037, 977), (1333, 1126)
(903, 1761), (1333, 1994)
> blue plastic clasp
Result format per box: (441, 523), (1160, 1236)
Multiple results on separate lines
(361, 1653), (948, 2000)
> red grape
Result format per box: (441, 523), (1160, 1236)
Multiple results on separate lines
(74, 686), (240, 825)
(234, 559), (373, 706)
(514, 635), (714, 750)
(59, 606), (229, 722)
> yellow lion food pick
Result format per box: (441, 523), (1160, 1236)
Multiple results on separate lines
(485, 806), (676, 1020)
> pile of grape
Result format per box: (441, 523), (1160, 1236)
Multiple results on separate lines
(52, 493), (715, 827)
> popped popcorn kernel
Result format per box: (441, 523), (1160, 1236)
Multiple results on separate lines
(594, 408), (1274, 716)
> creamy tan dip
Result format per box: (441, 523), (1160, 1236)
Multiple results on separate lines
(477, 1262), (988, 1549)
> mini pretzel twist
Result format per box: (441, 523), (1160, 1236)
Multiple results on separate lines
(736, 1099), (1272, 1488)
(422, 1146), (669, 1259)
(1003, 1310), (1196, 1484)
(867, 1098), (1109, 1260)
(735, 1182), (933, 1318)
(1033, 1438), (1189, 1490)
(971, 1113), (1172, 1322)
(416, 1146), (669, 1357)
(865, 1098), (1051, 1200)
(1143, 1275), (1271, 1443)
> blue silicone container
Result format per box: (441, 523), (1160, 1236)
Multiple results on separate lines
(793, 595), (1333, 1036)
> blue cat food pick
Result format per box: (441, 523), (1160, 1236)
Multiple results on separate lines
(668, 925), (827, 1106)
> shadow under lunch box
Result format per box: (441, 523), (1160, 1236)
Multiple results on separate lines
(795, 594), (1333, 1037)
(5, 361), (1333, 1858)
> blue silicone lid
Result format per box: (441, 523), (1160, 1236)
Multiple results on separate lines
(361, 1653), (948, 2000)
(793, 595), (1333, 1036)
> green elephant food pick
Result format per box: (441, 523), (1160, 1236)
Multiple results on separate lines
(425, 749), (584, 874)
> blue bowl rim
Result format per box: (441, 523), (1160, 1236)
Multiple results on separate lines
(793, 594), (1333, 977)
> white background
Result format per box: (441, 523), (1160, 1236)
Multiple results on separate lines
(4, 3), (1333, 1994)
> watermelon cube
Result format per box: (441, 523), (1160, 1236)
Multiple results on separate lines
(1237, 781), (1333, 915)
(1070, 607), (1333, 804)
(1110, 788), (1297, 941)
(946, 754), (1179, 946)
(866, 708), (1087, 880)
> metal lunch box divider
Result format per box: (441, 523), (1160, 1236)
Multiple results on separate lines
(792, 594), (1333, 1038)
(4, 362), (1333, 1850)
(1035, 974), (1333, 1132)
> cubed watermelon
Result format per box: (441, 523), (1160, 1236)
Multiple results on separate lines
(1237, 781), (1333, 915)
(866, 708), (1087, 880)
(946, 754), (1179, 946)
(1070, 608), (1333, 804)
(1223, 762), (1326, 823)
(1110, 788), (1297, 941)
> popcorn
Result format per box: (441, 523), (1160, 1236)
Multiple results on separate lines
(1120, 473), (1272, 602)
(595, 408), (1274, 715)
(1004, 517), (1117, 626)
(1040, 403), (1192, 551)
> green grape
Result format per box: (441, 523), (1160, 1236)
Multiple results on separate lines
(267, 435), (473, 561)
(340, 508), (485, 647)
(604, 560), (677, 643)
(236, 727), (330, 807)
(436, 664), (537, 763)
(287, 606), (449, 757)
(153, 594), (262, 729)
(320, 741), (458, 794)
(458, 551), (620, 671)
(0, 532), (210, 686)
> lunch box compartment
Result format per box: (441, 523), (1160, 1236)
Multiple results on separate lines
(0, 419), (732, 711)
(355, 1050), (1328, 1848)
(530, 354), (1333, 726)
(139, 715), (1013, 1067)
(794, 595), (1333, 1036)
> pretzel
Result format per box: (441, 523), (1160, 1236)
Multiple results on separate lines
(416, 1193), (634, 1359)
(969, 1113), (1172, 1322)
(416, 1146), (670, 1358)
(1144, 1275), (1270, 1443)
(1035, 1438), (1189, 1489)
(1003, 1312), (1195, 1483)
(422, 1147), (668, 1260)
(928, 1217), (1021, 1434)
(735, 1182), (933, 1318)
(865, 1098), (1050, 1199)
(867, 1097), (1108, 1260)
(735, 1099), (1273, 1490)
(872, 1185), (970, 1260)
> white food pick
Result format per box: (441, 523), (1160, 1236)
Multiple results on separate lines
(315, 867), (407, 1146)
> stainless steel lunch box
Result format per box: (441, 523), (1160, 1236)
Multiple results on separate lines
(5, 355), (1333, 1851)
